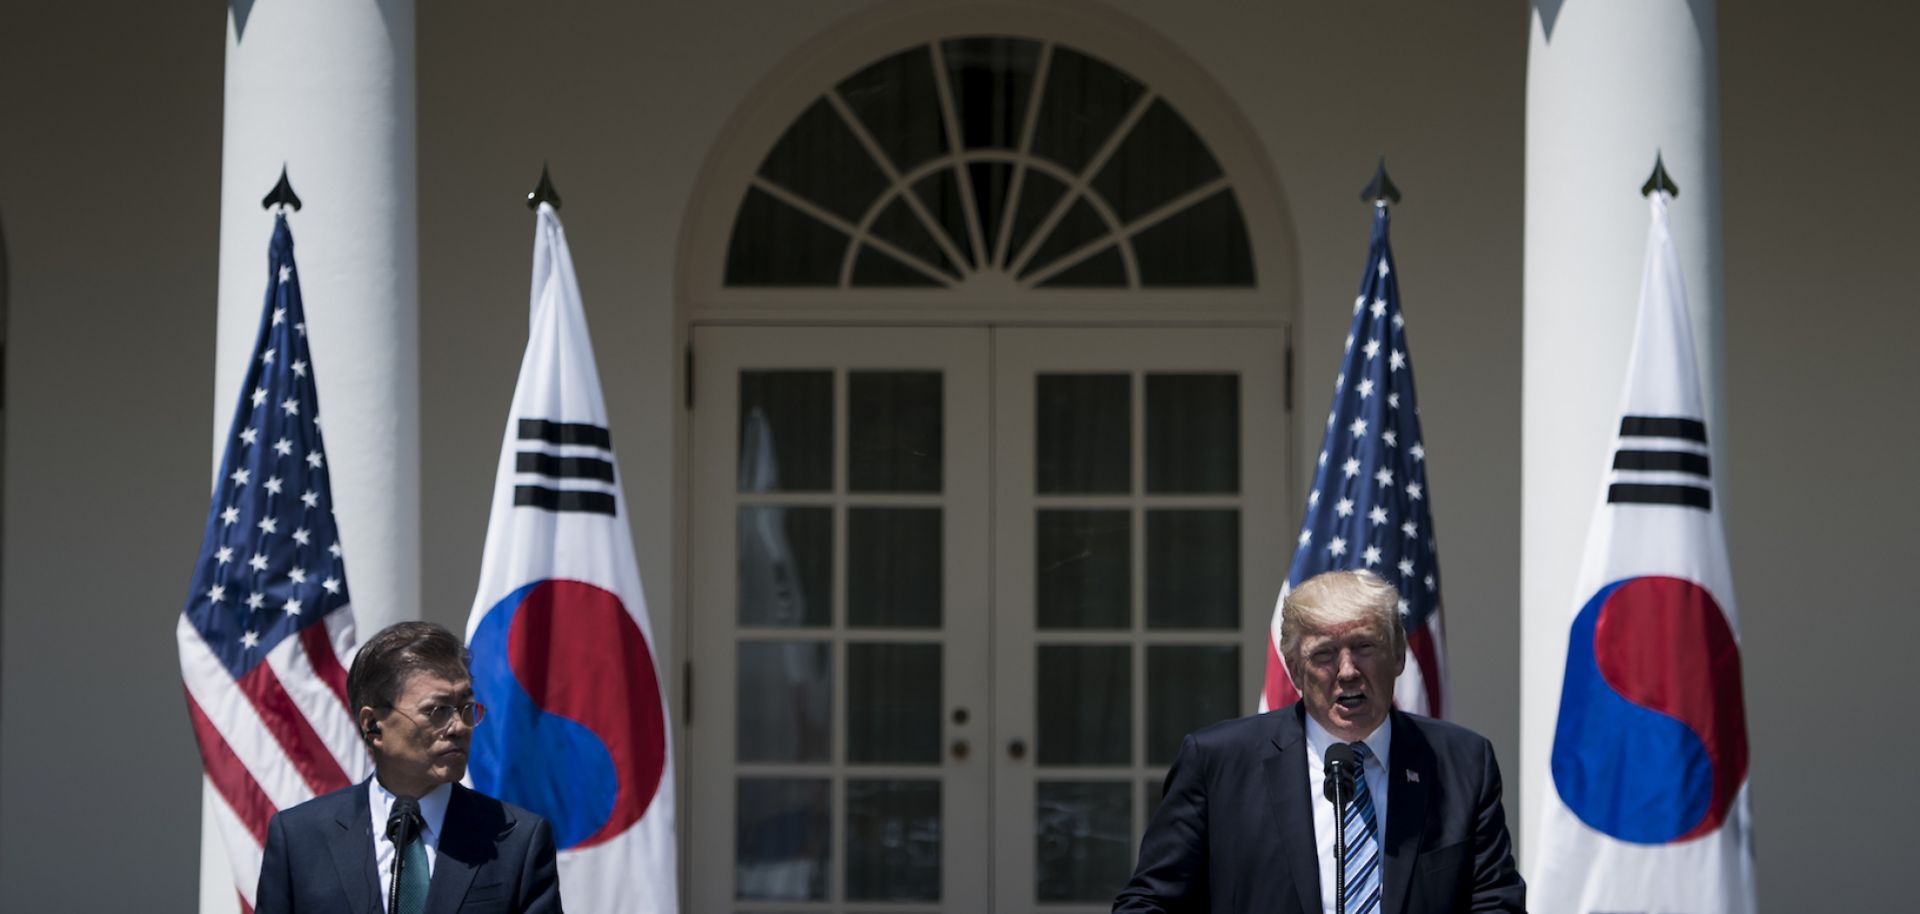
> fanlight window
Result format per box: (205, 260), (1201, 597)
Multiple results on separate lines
(726, 37), (1255, 289)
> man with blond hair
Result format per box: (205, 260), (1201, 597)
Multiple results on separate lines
(1114, 570), (1524, 914)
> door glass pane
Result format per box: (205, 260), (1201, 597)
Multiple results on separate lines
(1019, 196), (1114, 280)
(1089, 98), (1223, 224)
(736, 777), (831, 901)
(739, 370), (833, 492)
(1146, 645), (1240, 765)
(1005, 171), (1069, 270)
(1037, 644), (1130, 765)
(849, 371), (943, 492)
(1029, 46), (1145, 173)
(1036, 245), (1127, 288)
(737, 506), (831, 627)
(757, 98), (887, 225)
(942, 36), (1041, 151)
(725, 187), (851, 286)
(864, 197), (964, 282)
(846, 779), (942, 901)
(848, 507), (942, 627)
(836, 46), (948, 174)
(847, 642), (941, 764)
(1146, 373), (1238, 493)
(1145, 509), (1239, 630)
(1035, 780), (1133, 902)
(1133, 188), (1255, 286)
(1035, 373), (1130, 493)
(737, 641), (831, 763)
(1036, 509), (1130, 629)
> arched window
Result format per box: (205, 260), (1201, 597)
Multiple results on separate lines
(724, 37), (1255, 290)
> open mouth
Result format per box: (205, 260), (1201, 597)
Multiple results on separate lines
(1335, 692), (1367, 709)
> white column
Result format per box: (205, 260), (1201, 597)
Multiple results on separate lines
(203, 2), (418, 911)
(1520, 0), (1722, 868)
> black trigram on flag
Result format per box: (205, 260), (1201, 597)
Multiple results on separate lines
(514, 418), (618, 516)
(1606, 415), (1711, 511)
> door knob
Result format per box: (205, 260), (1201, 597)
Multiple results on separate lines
(1008, 738), (1027, 760)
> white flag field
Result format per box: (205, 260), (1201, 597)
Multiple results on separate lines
(1531, 191), (1755, 914)
(463, 203), (679, 912)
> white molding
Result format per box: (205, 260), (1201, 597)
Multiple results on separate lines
(673, 0), (1298, 325)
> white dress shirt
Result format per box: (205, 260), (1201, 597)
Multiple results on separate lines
(1304, 714), (1392, 914)
(369, 779), (452, 912)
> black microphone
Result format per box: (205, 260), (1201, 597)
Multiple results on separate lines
(387, 796), (420, 913)
(1324, 742), (1359, 803)
(387, 795), (420, 843)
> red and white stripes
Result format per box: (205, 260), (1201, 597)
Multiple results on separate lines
(179, 608), (367, 908)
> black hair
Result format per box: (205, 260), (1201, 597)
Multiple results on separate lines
(346, 621), (471, 726)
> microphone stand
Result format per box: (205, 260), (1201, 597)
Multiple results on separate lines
(387, 800), (418, 914)
(1332, 763), (1348, 914)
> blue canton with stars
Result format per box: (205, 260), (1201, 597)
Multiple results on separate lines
(182, 215), (351, 678)
(1287, 205), (1441, 632)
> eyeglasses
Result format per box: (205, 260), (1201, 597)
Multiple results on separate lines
(386, 701), (486, 732)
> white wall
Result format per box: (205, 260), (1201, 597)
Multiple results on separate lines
(1719, 0), (1920, 898)
(0, 4), (226, 908)
(3, 1), (1913, 911)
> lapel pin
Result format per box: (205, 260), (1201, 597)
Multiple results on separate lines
(1406, 770), (1420, 783)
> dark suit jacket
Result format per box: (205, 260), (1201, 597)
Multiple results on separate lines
(256, 780), (561, 914)
(1114, 704), (1524, 914)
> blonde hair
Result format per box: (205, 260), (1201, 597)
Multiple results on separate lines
(1279, 570), (1406, 669)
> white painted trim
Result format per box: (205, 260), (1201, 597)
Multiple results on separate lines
(673, 0), (1298, 322)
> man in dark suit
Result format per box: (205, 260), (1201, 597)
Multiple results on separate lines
(1114, 570), (1524, 914)
(256, 622), (562, 913)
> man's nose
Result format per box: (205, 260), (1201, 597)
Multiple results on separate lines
(1336, 651), (1362, 679)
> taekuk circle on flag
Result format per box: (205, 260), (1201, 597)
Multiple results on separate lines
(468, 579), (668, 850)
(1550, 575), (1748, 844)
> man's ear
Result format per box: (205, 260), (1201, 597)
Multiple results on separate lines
(358, 706), (383, 743)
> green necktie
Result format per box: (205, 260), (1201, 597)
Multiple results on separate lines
(393, 814), (430, 914)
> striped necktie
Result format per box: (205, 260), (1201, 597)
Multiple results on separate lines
(393, 812), (430, 914)
(1343, 742), (1383, 914)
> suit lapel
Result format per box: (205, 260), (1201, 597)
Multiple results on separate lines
(327, 781), (377, 914)
(1381, 712), (1431, 914)
(424, 783), (501, 914)
(1267, 705), (1321, 914)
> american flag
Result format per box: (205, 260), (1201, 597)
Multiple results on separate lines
(1261, 203), (1448, 718)
(178, 214), (370, 911)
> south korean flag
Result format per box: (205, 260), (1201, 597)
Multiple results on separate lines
(463, 203), (679, 913)
(1530, 191), (1755, 914)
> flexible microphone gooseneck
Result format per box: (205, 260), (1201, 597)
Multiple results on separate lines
(1323, 743), (1360, 914)
(387, 796), (421, 914)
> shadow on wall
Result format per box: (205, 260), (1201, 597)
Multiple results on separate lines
(1, 207), (9, 773)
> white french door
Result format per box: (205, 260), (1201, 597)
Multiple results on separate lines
(688, 325), (1286, 912)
